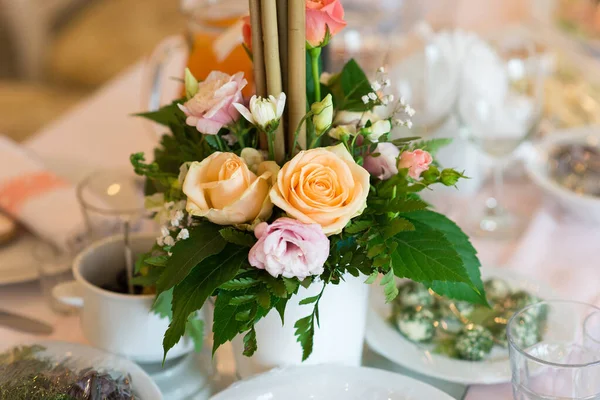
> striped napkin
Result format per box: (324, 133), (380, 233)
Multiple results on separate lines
(0, 136), (86, 250)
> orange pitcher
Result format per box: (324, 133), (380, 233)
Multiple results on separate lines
(145, 0), (253, 112)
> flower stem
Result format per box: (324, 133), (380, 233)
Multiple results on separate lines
(215, 135), (226, 152)
(310, 47), (322, 102)
(290, 112), (313, 157)
(309, 136), (320, 149)
(266, 130), (276, 161)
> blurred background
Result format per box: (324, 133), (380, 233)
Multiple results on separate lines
(0, 0), (559, 143)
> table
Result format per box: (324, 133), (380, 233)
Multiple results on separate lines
(1, 61), (599, 400)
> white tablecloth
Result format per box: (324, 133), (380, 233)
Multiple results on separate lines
(1, 62), (599, 400)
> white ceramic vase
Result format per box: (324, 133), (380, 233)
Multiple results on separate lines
(232, 273), (369, 378)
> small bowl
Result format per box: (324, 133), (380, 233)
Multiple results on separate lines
(525, 126), (600, 221)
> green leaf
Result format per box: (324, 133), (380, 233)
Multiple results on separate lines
(152, 288), (174, 319)
(390, 221), (472, 286)
(275, 297), (289, 325)
(219, 228), (256, 247)
(381, 269), (399, 303)
(235, 309), (252, 322)
(130, 267), (163, 287)
(145, 255), (169, 267)
(367, 243), (386, 258)
(299, 295), (320, 305)
(185, 317), (205, 353)
(243, 328), (258, 357)
(382, 218), (415, 239)
(337, 59), (378, 111)
(283, 278), (300, 294)
(220, 277), (260, 291)
(404, 210), (487, 305)
(344, 220), (372, 234)
(259, 274), (288, 298)
(163, 244), (246, 359)
(212, 289), (255, 354)
(365, 271), (379, 284)
(412, 138), (453, 156)
(156, 222), (227, 294)
(294, 315), (315, 362)
(135, 251), (151, 273)
(134, 100), (184, 126)
(256, 290), (271, 309)
(390, 198), (429, 213)
(391, 137), (421, 146)
(229, 295), (256, 306)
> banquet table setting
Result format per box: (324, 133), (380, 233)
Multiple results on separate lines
(2, 1), (600, 399)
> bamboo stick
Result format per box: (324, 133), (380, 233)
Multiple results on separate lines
(249, 0), (266, 98)
(261, 0), (285, 163)
(249, 0), (268, 151)
(276, 0), (289, 100)
(288, 0), (306, 150)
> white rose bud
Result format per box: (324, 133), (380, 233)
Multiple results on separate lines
(311, 94), (333, 137)
(233, 93), (286, 132)
(365, 120), (392, 143)
(328, 124), (357, 140)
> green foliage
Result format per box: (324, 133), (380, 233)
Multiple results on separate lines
(152, 289), (174, 319)
(134, 100), (184, 127)
(163, 244), (247, 359)
(156, 222), (227, 294)
(219, 228), (256, 247)
(293, 284), (325, 361)
(412, 138), (453, 156)
(325, 59), (380, 111)
(404, 210), (487, 305)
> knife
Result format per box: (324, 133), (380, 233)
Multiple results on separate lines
(0, 310), (53, 335)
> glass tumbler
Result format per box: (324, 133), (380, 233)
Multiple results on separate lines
(33, 242), (76, 314)
(508, 300), (600, 400)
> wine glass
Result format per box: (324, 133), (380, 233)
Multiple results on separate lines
(457, 36), (544, 239)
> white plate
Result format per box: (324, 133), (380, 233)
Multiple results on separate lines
(0, 232), (42, 285)
(1, 341), (163, 399)
(211, 365), (453, 400)
(525, 126), (600, 222)
(365, 267), (559, 385)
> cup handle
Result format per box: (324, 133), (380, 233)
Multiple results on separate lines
(52, 281), (84, 308)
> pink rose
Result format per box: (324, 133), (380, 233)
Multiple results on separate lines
(242, 16), (252, 52)
(178, 71), (247, 135)
(249, 218), (330, 280)
(398, 150), (433, 179)
(306, 0), (347, 47)
(363, 143), (400, 180)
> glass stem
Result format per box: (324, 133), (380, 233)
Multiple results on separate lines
(490, 160), (504, 214)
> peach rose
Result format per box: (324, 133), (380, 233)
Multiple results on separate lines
(306, 0), (347, 47)
(182, 152), (278, 225)
(270, 144), (370, 235)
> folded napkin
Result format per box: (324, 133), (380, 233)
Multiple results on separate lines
(0, 136), (86, 250)
(466, 206), (600, 399)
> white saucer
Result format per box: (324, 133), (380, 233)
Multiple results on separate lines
(211, 365), (454, 400)
(140, 351), (214, 400)
(365, 267), (559, 385)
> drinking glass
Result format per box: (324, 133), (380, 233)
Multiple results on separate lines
(145, 0), (253, 112)
(33, 242), (76, 314)
(76, 169), (150, 294)
(508, 301), (600, 400)
(457, 36), (544, 239)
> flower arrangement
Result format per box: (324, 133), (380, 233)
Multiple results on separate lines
(131, 0), (486, 362)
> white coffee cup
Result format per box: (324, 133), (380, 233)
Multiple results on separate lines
(54, 233), (195, 363)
